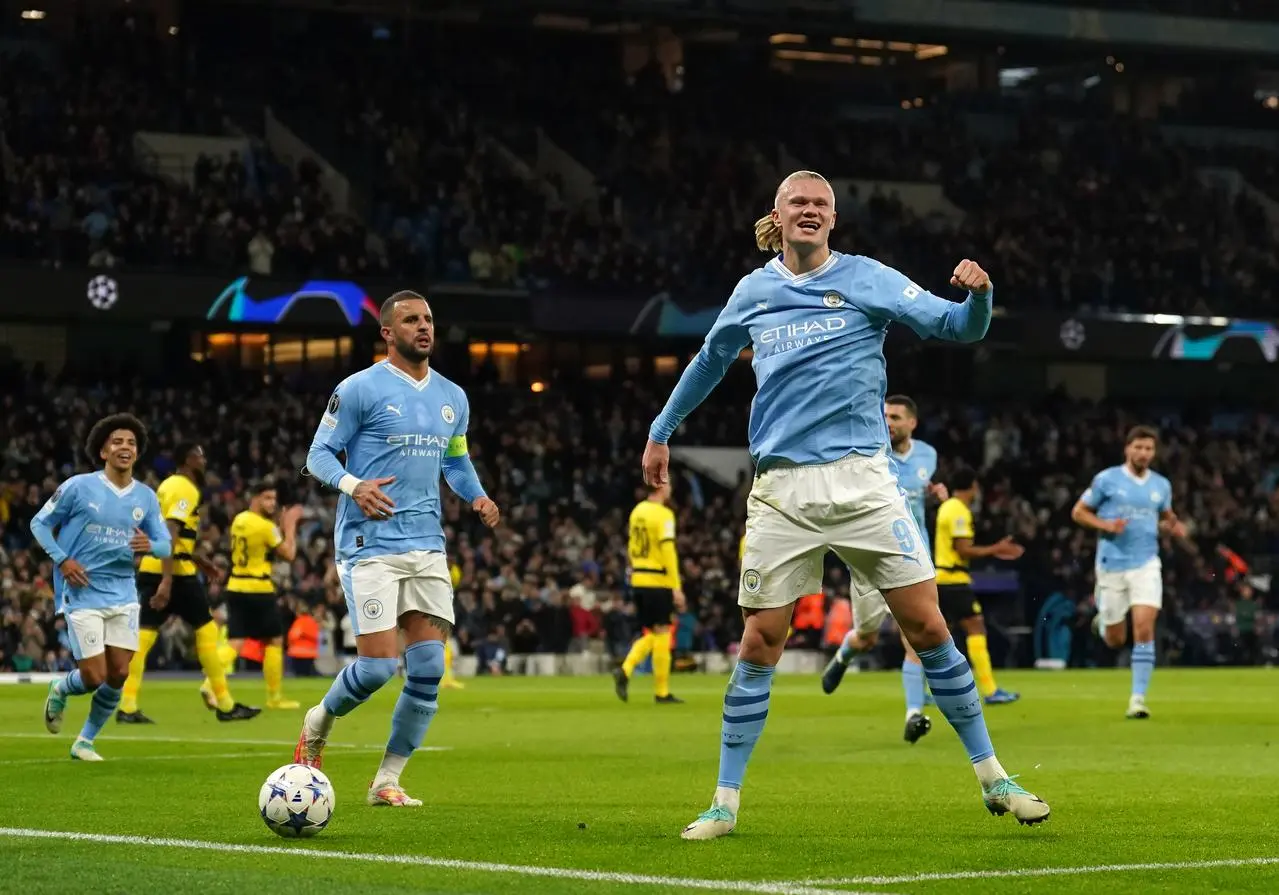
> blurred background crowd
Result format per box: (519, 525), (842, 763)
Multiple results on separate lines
(2, 1), (1277, 676)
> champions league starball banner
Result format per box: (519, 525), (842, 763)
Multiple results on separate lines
(0, 269), (531, 329)
(3, 267), (1278, 364)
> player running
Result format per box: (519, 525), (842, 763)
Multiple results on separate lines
(120, 442), (258, 723)
(1071, 426), (1185, 719)
(201, 480), (303, 710)
(614, 480), (685, 705)
(643, 170), (1049, 840)
(32, 414), (172, 761)
(295, 291), (500, 807)
(821, 395), (945, 744)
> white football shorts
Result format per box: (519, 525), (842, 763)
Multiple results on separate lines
(337, 550), (454, 636)
(66, 604), (140, 661)
(1094, 557), (1162, 627)
(850, 578), (891, 637)
(739, 450), (934, 610)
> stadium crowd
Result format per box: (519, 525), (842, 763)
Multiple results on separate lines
(4, 18), (1279, 316)
(1, 359), (1275, 675)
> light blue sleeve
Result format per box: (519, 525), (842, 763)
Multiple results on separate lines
(307, 376), (364, 489)
(30, 477), (78, 565)
(649, 276), (752, 444)
(141, 489), (173, 558)
(1158, 475), (1173, 513)
(1079, 471), (1109, 510)
(442, 392), (487, 503)
(856, 260), (992, 343)
(923, 444), (939, 481)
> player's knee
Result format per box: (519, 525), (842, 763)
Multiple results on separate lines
(898, 611), (950, 652)
(79, 665), (107, 690)
(356, 629), (401, 659)
(739, 613), (788, 663)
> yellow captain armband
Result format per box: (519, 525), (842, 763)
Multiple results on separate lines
(445, 435), (469, 458)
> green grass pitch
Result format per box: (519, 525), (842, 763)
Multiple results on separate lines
(1, 668), (1276, 894)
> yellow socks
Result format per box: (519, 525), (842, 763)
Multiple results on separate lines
(442, 640), (464, 688)
(966, 633), (998, 698)
(218, 643), (238, 676)
(120, 628), (158, 713)
(650, 630), (672, 698)
(621, 633), (654, 677)
(195, 622), (235, 712)
(264, 644), (284, 701)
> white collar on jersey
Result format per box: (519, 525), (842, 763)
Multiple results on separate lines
(768, 252), (838, 285)
(893, 439), (915, 462)
(381, 360), (432, 391)
(1121, 465), (1151, 485)
(96, 472), (136, 498)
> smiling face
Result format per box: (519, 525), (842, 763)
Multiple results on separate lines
(100, 429), (138, 475)
(771, 173), (836, 252)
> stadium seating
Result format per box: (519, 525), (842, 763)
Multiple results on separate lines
(3, 15), (1279, 315)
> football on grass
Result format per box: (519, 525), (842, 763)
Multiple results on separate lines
(258, 763), (334, 838)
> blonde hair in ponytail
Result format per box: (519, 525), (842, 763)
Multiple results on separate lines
(753, 170), (832, 254)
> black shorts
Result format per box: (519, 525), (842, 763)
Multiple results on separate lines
(225, 590), (285, 641)
(633, 587), (675, 629)
(938, 583), (983, 626)
(137, 573), (213, 630)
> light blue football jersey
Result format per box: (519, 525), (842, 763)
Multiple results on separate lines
(650, 251), (992, 470)
(1079, 465), (1172, 572)
(891, 439), (938, 550)
(308, 361), (477, 563)
(30, 472), (168, 613)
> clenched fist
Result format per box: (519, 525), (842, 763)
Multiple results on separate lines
(950, 259), (991, 295)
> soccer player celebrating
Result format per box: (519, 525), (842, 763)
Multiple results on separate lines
(821, 395), (946, 744)
(202, 480), (303, 710)
(614, 481), (685, 705)
(643, 170), (1049, 840)
(32, 414), (172, 761)
(120, 442), (258, 723)
(296, 291), (500, 807)
(1071, 426), (1185, 719)
(933, 467), (1024, 705)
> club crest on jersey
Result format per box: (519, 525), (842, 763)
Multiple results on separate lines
(822, 291), (845, 309)
(441, 404), (456, 425)
(1150, 491), (1161, 503)
(132, 506), (144, 522)
(917, 467), (929, 480)
(742, 569), (762, 594)
(363, 599), (384, 620)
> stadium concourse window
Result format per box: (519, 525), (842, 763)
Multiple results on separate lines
(195, 333), (353, 371)
(469, 341), (529, 383)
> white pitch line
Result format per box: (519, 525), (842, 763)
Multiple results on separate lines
(0, 732), (449, 751)
(0, 751), (294, 766)
(0, 828), (886, 895)
(808, 855), (1279, 886)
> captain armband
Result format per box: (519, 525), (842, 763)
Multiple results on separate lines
(445, 436), (469, 458)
